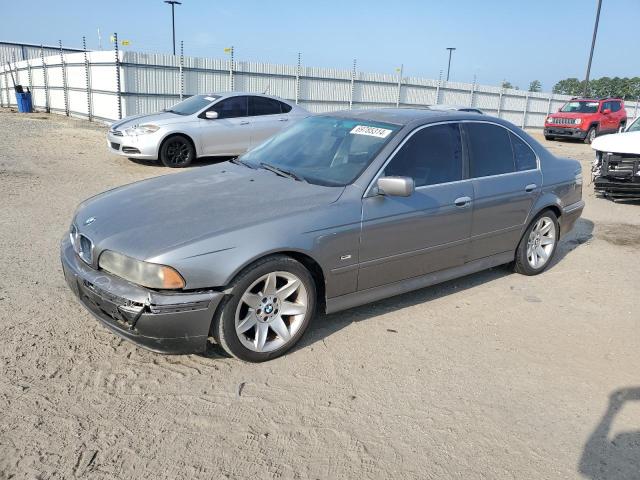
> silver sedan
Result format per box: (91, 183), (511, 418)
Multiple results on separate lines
(106, 92), (309, 167)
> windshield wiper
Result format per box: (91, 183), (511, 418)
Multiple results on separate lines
(230, 157), (254, 169)
(259, 162), (306, 182)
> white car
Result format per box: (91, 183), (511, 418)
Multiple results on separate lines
(591, 116), (640, 200)
(107, 93), (309, 167)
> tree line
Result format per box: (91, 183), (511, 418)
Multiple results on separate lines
(498, 77), (640, 99)
(552, 77), (640, 99)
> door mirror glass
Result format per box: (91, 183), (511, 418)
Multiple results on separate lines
(205, 111), (219, 120)
(377, 177), (414, 197)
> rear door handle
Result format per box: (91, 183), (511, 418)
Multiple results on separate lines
(278, 118), (289, 122)
(239, 120), (250, 125)
(525, 183), (538, 192)
(454, 196), (472, 207)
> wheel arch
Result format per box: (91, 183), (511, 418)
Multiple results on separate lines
(224, 249), (327, 313)
(159, 131), (198, 157)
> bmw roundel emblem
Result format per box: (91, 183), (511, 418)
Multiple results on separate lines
(84, 217), (96, 226)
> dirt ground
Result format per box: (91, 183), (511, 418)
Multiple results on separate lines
(0, 109), (639, 480)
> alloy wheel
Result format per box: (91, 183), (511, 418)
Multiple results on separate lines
(165, 140), (191, 166)
(234, 271), (309, 353)
(526, 216), (556, 269)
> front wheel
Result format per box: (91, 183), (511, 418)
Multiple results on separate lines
(160, 135), (194, 168)
(514, 210), (559, 275)
(212, 256), (316, 362)
(584, 126), (597, 144)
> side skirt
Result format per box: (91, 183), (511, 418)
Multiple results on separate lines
(325, 251), (514, 314)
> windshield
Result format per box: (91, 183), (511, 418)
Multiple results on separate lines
(165, 94), (220, 115)
(560, 101), (599, 113)
(627, 117), (640, 132)
(240, 116), (401, 186)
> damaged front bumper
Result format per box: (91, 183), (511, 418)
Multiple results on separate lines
(61, 237), (224, 354)
(592, 152), (640, 201)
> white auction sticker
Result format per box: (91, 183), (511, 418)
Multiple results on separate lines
(350, 125), (392, 138)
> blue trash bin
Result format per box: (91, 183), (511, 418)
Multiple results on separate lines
(16, 92), (33, 113)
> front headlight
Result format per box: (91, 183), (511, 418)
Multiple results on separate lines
(546, 116), (554, 124)
(574, 118), (582, 125)
(125, 124), (160, 136)
(98, 250), (185, 289)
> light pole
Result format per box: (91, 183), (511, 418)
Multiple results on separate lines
(583, 0), (602, 97)
(445, 47), (456, 81)
(164, 0), (182, 55)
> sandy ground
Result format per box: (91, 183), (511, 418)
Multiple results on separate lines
(0, 109), (639, 480)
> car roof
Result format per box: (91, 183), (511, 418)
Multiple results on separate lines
(323, 108), (490, 126)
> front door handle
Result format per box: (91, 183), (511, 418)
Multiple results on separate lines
(278, 118), (289, 122)
(454, 196), (472, 207)
(525, 183), (538, 192)
(239, 120), (250, 125)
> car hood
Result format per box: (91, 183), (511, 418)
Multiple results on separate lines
(591, 131), (640, 155)
(110, 112), (193, 130)
(74, 163), (345, 260)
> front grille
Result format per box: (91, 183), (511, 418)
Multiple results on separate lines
(601, 154), (640, 178)
(70, 225), (94, 265)
(110, 130), (123, 136)
(110, 142), (121, 150)
(549, 117), (576, 125)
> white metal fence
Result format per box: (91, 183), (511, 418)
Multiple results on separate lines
(2, 47), (638, 128)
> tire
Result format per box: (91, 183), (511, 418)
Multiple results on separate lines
(544, 135), (554, 141)
(514, 210), (559, 276)
(584, 126), (597, 144)
(212, 255), (317, 362)
(618, 122), (626, 133)
(160, 134), (194, 168)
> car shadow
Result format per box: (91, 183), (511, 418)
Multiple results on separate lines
(203, 217), (594, 359)
(578, 387), (640, 479)
(127, 156), (234, 168)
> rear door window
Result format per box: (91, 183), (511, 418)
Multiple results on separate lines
(384, 123), (463, 187)
(249, 96), (283, 116)
(209, 96), (248, 119)
(466, 123), (515, 178)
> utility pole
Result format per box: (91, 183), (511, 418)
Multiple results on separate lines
(446, 47), (456, 81)
(583, 0), (602, 97)
(164, 0), (182, 55)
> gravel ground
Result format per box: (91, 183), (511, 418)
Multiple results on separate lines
(0, 109), (639, 480)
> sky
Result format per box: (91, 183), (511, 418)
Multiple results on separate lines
(2, 0), (638, 92)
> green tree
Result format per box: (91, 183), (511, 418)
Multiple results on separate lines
(553, 76), (640, 99)
(501, 80), (513, 89)
(528, 80), (542, 92)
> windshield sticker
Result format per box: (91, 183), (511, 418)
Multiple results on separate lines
(350, 125), (393, 138)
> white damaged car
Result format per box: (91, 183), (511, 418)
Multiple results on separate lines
(591, 116), (640, 200)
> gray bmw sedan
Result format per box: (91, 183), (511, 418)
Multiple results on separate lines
(62, 109), (584, 362)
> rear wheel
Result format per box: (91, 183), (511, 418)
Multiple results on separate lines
(514, 210), (559, 276)
(584, 126), (597, 144)
(160, 135), (194, 168)
(212, 256), (316, 362)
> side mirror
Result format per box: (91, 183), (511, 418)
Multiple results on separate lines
(602, 108), (611, 115)
(205, 111), (219, 120)
(377, 176), (414, 197)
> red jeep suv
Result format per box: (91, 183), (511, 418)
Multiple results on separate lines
(544, 97), (627, 144)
